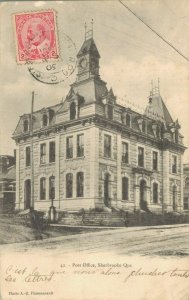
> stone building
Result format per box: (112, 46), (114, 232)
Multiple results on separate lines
(12, 31), (186, 213)
(183, 164), (189, 211)
(0, 155), (16, 213)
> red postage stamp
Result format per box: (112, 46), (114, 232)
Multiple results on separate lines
(13, 10), (59, 63)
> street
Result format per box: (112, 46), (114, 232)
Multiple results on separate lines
(1, 223), (189, 257)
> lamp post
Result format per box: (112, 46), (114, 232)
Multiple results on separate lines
(49, 184), (56, 223)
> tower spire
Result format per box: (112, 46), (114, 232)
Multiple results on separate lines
(158, 77), (160, 94)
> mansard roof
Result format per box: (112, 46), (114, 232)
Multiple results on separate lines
(0, 165), (15, 181)
(12, 33), (184, 151)
(77, 38), (100, 58)
(145, 94), (173, 124)
(12, 103), (62, 137)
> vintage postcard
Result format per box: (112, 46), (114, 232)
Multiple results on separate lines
(0, 1), (189, 300)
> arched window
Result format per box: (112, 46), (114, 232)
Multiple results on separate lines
(42, 114), (48, 127)
(185, 177), (189, 188)
(107, 105), (113, 120)
(40, 177), (46, 200)
(70, 102), (76, 120)
(24, 179), (31, 209)
(122, 177), (129, 200)
(104, 173), (110, 207)
(173, 185), (177, 211)
(49, 176), (55, 199)
(66, 173), (73, 198)
(152, 182), (158, 203)
(142, 120), (146, 133)
(126, 114), (131, 127)
(140, 179), (147, 210)
(23, 119), (29, 132)
(77, 172), (84, 197)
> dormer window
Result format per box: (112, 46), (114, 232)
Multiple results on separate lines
(107, 105), (113, 120)
(156, 125), (160, 138)
(126, 114), (131, 127)
(152, 123), (160, 138)
(142, 120), (146, 133)
(70, 102), (76, 120)
(42, 114), (48, 127)
(138, 118), (146, 133)
(174, 130), (179, 143)
(23, 119), (29, 132)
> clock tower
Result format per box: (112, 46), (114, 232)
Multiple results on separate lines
(76, 36), (100, 82)
(70, 22), (108, 104)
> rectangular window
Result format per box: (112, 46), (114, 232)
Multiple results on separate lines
(0, 183), (3, 192)
(172, 155), (177, 174)
(40, 143), (46, 164)
(152, 151), (158, 171)
(138, 147), (144, 167)
(49, 141), (55, 163)
(122, 142), (129, 164)
(26, 146), (31, 167)
(40, 177), (46, 200)
(104, 134), (111, 158)
(184, 197), (189, 210)
(77, 134), (84, 157)
(66, 137), (73, 159)
(66, 173), (73, 198)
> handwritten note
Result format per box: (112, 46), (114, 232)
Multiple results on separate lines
(1, 256), (189, 300)
(4, 262), (189, 284)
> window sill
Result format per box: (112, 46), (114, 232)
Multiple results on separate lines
(122, 162), (130, 166)
(65, 197), (84, 200)
(36, 199), (56, 202)
(39, 162), (56, 166)
(65, 156), (85, 161)
(102, 156), (116, 161)
(36, 198), (57, 201)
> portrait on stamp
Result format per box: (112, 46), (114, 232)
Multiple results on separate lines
(14, 11), (59, 63)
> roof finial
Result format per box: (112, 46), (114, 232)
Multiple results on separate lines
(84, 22), (87, 41)
(85, 19), (94, 40)
(91, 19), (94, 38)
(151, 80), (154, 95)
(158, 77), (160, 94)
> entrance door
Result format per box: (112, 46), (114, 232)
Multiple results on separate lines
(24, 179), (31, 209)
(173, 185), (177, 211)
(104, 173), (110, 207)
(140, 180), (147, 210)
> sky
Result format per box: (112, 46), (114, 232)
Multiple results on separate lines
(0, 0), (189, 161)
